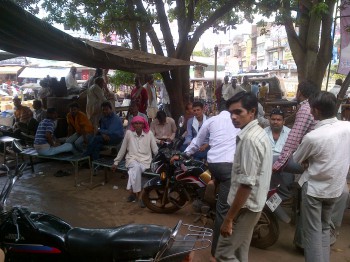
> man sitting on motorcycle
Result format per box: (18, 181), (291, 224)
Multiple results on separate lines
(150, 110), (177, 146)
(111, 116), (158, 208)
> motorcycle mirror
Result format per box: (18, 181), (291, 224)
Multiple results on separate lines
(178, 115), (184, 128)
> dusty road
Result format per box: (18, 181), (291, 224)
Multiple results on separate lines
(2, 160), (350, 261)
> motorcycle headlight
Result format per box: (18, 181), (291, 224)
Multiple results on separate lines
(151, 161), (161, 173)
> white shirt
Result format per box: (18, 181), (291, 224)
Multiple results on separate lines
(113, 130), (158, 168)
(221, 83), (232, 101)
(265, 126), (291, 156)
(86, 84), (106, 119)
(144, 83), (157, 108)
(227, 119), (272, 212)
(185, 111), (240, 163)
(65, 73), (78, 90)
(294, 117), (350, 198)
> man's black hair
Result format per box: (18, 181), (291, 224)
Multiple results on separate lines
(156, 110), (167, 121)
(69, 102), (79, 109)
(101, 101), (112, 109)
(298, 81), (318, 99)
(192, 101), (204, 109)
(47, 108), (56, 114)
(270, 108), (285, 118)
(33, 99), (42, 108)
(309, 91), (336, 119)
(226, 91), (258, 116)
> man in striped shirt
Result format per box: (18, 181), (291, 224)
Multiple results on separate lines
(215, 92), (272, 262)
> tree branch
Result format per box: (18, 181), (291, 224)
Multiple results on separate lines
(134, 0), (164, 55)
(155, 0), (175, 56)
(317, 0), (335, 65)
(126, 0), (140, 50)
(185, 0), (241, 55)
(176, 0), (186, 39)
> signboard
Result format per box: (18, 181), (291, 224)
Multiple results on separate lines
(338, 1), (350, 75)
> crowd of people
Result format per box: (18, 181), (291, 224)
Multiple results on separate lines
(2, 70), (350, 262)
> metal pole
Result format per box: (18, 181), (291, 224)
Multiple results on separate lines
(214, 45), (218, 99)
(325, 0), (340, 91)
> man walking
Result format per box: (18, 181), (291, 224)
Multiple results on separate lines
(293, 92), (350, 262)
(216, 91), (272, 262)
(183, 108), (240, 261)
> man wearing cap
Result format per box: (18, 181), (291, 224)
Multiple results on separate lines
(111, 116), (158, 207)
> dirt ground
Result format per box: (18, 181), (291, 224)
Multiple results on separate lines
(1, 159), (350, 262)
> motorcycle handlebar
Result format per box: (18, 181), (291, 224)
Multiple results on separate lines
(16, 207), (39, 231)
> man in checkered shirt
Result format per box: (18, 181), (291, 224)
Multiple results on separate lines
(272, 81), (318, 174)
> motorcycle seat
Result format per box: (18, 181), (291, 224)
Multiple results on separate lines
(65, 224), (172, 260)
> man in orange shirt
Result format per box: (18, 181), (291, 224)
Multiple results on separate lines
(66, 102), (94, 152)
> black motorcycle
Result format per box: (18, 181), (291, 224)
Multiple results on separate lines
(0, 140), (213, 262)
(143, 154), (291, 249)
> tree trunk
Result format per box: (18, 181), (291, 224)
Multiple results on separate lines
(161, 66), (190, 122)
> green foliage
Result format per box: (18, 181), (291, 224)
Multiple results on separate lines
(109, 70), (135, 90)
(310, 3), (329, 18)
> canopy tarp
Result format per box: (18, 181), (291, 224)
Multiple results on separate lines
(0, 66), (22, 74)
(0, 52), (17, 62)
(0, 1), (204, 74)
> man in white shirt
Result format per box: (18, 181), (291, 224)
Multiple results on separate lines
(183, 109), (240, 260)
(293, 91), (350, 262)
(112, 116), (158, 208)
(220, 77), (245, 112)
(65, 66), (80, 94)
(86, 77), (106, 131)
(144, 75), (157, 122)
(216, 91), (272, 262)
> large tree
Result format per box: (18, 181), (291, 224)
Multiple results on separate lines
(257, 0), (345, 89)
(17, 0), (255, 119)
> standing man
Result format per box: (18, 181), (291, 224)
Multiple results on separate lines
(241, 76), (252, 92)
(217, 76), (229, 112)
(65, 66), (80, 94)
(220, 77), (245, 112)
(216, 91), (272, 262)
(112, 116), (158, 207)
(293, 92), (350, 262)
(131, 76), (148, 115)
(144, 75), (157, 122)
(86, 77), (106, 132)
(83, 102), (123, 160)
(182, 108), (240, 261)
(272, 81), (318, 174)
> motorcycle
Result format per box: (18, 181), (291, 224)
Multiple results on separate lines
(142, 154), (291, 249)
(0, 140), (213, 262)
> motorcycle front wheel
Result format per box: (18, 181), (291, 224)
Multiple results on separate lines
(251, 207), (280, 249)
(142, 184), (188, 214)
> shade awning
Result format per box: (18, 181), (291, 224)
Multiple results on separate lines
(0, 66), (22, 74)
(0, 52), (17, 61)
(19, 67), (70, 79)
(0, 1), (205, 74)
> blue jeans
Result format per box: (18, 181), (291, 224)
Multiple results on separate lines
(208, 162), (233, 257)
(66, 133), (93, 152)
(83, 134), (122, 160)
(34, 143), (73, 156)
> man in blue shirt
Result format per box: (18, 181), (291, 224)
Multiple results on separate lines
(83, 101), (124, 160)
(34, 108), (73, 156)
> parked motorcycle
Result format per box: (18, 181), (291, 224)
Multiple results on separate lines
(0, 140), (213, 262)
(142, 154), (291, 249)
